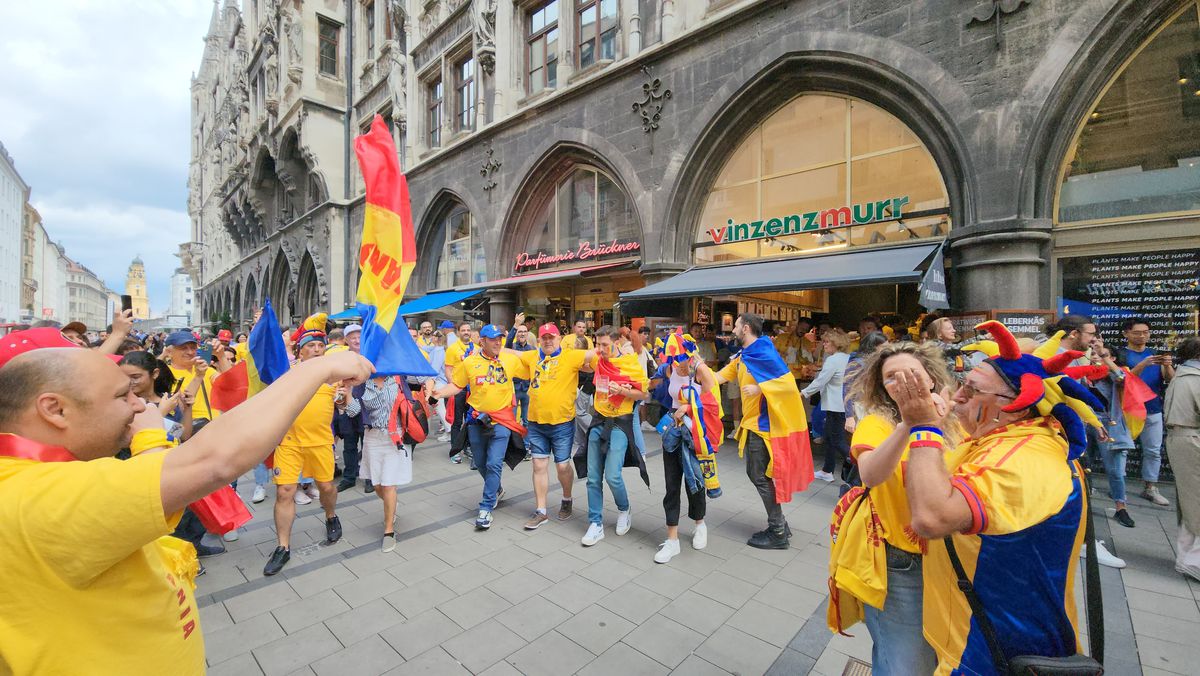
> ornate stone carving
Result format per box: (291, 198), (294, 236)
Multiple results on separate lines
(480, 142), (501, 192)
(265, 43), (279, 113)
(474, 0), (497, 75)
(387, 46), (407, 114)
(419, 1), (440, 40)
(285, 10), (303, 83)
(966, 0), (1032, 47)
(632, 66), (672, 133)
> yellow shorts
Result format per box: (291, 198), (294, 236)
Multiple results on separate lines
(272, 444), (335, 485)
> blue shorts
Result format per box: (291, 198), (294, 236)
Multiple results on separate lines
(526, 421), (574, 463)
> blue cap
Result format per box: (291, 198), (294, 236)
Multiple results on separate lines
(478, 324), (504, 339)
(438, 320), (455, 329)
(165, 330), (198, 347)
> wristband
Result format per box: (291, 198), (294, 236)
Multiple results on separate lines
(908, 426), (944, 450)
(130, 428), (172, 456)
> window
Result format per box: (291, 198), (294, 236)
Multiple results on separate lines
(694, 94), (950, 265)
(435, 206), (485, 287)
(1058, 4), (1200, 224)
(525, 167), (638, 260)
(577, 0), (617, 69)
(318, 18), (340, 76)
(638, 0), (660, 48)
(527, 1), (559, 94)
(365, 2), (376, 59)
(455, 56), (476, 131)
(427, 77), (443, 147)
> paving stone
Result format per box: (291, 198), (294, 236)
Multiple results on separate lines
(208, 652), (265, 676)
(557, 604), (636, 655)
(490, 566), (553, 605)
(478, 661), (525, 676)
(333, 569), (406, 608)
(775, 557), (832, 593)
(631, 564), (702, 599)
(201, 602), (235, 633)
(525, 549), (589, 582)
(580, 556), (643, 590)
(324, 598), (404, 646)
(596, 581), (671, 626)
(717, 552), (783, 586)
(271, 588), (353, 634)
(434, 558), (501, 594)
(764, 647), (817, 676)
(658, 590), (737, 637)
(622, 614), (706, 668)
(341, 549), (407, 578)
(695, 625), (782, 676)
(251, 623), (344, 676)
(505, 630), (595, 676)
(1130, 609), (1200, 646)
(386, 552), (453, 584)
(383, 577), (458, 620)
(441, 620), (527, 672)
(753, 577), (825, 617)
(1127, 589), (1200, 622)
(225, 582), (302, 623)
(480, 543), (540, 574)
(672, 654), (733, 675)
(495, 595), (574, 640)
(431, 539), (491, 567)
(577, 642), (670, 676)
(286, 563), (357, 598)
(379, 608), (465, 660)
(692, 571), (760, 609)
(540, 573), (611, 614)
(437, 585), (513, 628)
(381, 647), (470, 675)
(311, 634), (405, 676)
(1136, 635), (1200, 675)
(661, 549), (725, 578)
(205, 612), (288, 665)
(725, 599), (807, 648)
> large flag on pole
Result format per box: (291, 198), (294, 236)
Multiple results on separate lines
(353, 114), (436, 377)
(210, 297), (291, 411)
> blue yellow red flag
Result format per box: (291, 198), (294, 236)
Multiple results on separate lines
(737, 337), (814, 500)
(211, 297), (291, 411)
(353, 114), (435, 377)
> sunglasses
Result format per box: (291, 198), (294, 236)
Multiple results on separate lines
(959, 382), (1015, 399)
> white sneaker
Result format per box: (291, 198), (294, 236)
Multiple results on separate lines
(641, 421), (656, 432)
(252, 485), (267, 503)
(654, 539), (681, 563)
(693, 523), (708, 550)
(304, 484), (320, 501)
(814, 471), (835, 482)
(582, 522), (605, 546)
(616, 509), (632, 536)
(437, 433), (450, 442)
(223, 530), (240, 542)
(1084, 540), (1126, 569)
(294, 490), (312, 505)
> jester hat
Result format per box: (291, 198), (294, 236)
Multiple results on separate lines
(962, 321), (1105, 460)
(292, 312), (329, 349)
(663, 331), (698, 364)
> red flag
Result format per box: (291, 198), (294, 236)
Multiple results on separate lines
(1121, 368), (1156, 440)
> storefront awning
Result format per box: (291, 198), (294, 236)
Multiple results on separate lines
(397, 289), (484, 316)
(621, 243), (941, 301)
(454, 260), (635, 292)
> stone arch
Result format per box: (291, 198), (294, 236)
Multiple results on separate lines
(267, 247), (293, 324)
(232, 279), (242, 326)
(663, 46), (975, 267)
(295, 249), (321, 317)
(250, 146), (286, 230)
(243, 273), (258, 318)
(415, 189), (477, 291)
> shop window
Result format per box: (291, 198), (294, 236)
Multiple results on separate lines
(577, 0), (617, 69)
(521, 166), (639, 265)
(527, 1), (559, 95)
(694, 94), (950, 265)
(434, 205), (485, 288)
(1058, 4), (1200, 224)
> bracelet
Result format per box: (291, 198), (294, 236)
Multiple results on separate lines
(908, 426), (944, 450)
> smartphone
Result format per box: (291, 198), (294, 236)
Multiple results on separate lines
(197, 345), (213, 361)
(120, 295), (133, 313)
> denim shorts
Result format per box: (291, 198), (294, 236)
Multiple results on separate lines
(526, 421), (575, 463)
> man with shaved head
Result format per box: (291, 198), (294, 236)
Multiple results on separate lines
(0, 328), (374, 674)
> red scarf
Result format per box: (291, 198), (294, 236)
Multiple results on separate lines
(0, 433), (77, 462)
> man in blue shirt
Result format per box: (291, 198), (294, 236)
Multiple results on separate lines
(1121, 317), (1174, 507)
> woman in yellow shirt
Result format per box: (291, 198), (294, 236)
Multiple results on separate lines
(844, 342), (956, 675)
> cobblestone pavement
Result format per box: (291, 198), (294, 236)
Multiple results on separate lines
(196, 434), (1199, 675)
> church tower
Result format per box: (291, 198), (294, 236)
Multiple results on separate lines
(125, 255), (150, 319)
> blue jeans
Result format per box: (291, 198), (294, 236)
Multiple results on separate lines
(527, 421), (574, 463)
(863, 549), (937, 676)
(468, 423), (511, 512)
(253, 462), (270, 487)
(514, 391), (530, 427)
(587, 426), (631, 525)
(1141, 412), (1164, 483)
(1100, 441), (1130, 503)
(631, 405), (647, 456)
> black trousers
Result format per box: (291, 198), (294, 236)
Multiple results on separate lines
(744, 433), (786, 530)
(341, 431), (363, 480)
(172, 508), (207, 547)
(450, 390), (470, 453)
(662, 433), (705, 527)
(821, 411), (850, 477)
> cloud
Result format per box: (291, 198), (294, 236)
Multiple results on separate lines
(0, 0), (212, 313)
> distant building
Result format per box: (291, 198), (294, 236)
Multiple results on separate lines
(125, 256), (150, 319)
(66, 260), (113, 332)
(167, 267), (195, 327)
(0, 142), (28, 324)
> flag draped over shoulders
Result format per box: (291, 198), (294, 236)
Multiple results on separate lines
(739, 337), (814, 501)
(210, 297), (290, 411)
(353, 114), (435, 378)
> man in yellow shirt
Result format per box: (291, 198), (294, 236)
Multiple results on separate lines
(561, 318), (594, 351)
(511, 320), (596, 529)
(164, 330), (219, 424)
(0, 327), (373, 675)
(435, 325), (530, 530)
(444, 321), (476, 463)
(264, 328), (350, 575)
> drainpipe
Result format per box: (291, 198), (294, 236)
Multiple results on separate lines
(342, 1), (355, 310)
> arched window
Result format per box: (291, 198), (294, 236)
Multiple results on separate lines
(693, 94), (950, 265)
(433, 204), (485, 288)
(525, 166), (638, 257)
(1057, 4), (1200, 224)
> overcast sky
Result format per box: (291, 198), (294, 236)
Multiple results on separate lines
(0, 0), (213, 314)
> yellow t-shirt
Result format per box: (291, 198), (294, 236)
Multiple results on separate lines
(522, 348), (588, 425)
(281, 383), (336, 448)
(0, 450), (205, 675)
(561, 334), (594, 351)
(169, 366), (218, 421)
(850, 414), (922, 554)
(452, 352), (531, 414)
(589, 353), (649, 418)
(445, 340), (473, 372)
(718, 356), (766, 437)
(325, 343), (349, 354)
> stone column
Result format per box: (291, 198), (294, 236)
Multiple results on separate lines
(949, 221), (1052, 311)
(489, 287), (516, 327)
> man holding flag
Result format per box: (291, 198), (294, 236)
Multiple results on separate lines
(716, 312), (813, 549)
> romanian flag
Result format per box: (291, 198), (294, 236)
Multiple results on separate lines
(1120, 367), (1157, 440)
(210, 297), (290, 412)
(738, 336), (814, 501)
(353, 114), (435, 378)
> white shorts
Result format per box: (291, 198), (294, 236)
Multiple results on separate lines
(361, 428), (413, 487)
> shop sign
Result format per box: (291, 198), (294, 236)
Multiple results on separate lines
(990, 310), (1055, 337)
(918, 243), (950, 310)
(707, 196), (910, 245)
(515, 239), (641, 271)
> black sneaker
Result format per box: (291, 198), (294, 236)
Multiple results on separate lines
(337, 478), (356, 492)
(747, 528), (790, 550)
(1115, 508), (1136, 528)
(195, 543), (226, 558)
(326, 515), (343, 544)
(363, 480), (374, 494)
(748, 524), (791, 541)
(263, 546), (290, 576)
